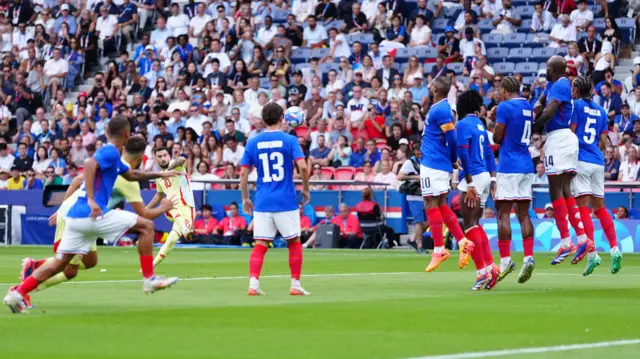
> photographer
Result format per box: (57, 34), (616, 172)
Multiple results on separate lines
(360, 104), (385, 140)
(397, 142), (426, 253)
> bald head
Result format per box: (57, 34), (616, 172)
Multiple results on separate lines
(431, 77), (451, 98)
(546, 56), (566, 81)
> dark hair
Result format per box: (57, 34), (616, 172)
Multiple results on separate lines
(573, 75), (594, 100)
(107, 116), (131, 138)
(456, 90), (484, 120)
(224, 134), (237, 143)
(501, 76), (521, 94)
(68, 163), (78, 171)
(230, 201), (239, 208)
(125, 137), (147, 155)
(392, 123), (403, 131)
(153, 146), (171, 155)
(262, 102), (284, 126)
(201, 204), (212, 212)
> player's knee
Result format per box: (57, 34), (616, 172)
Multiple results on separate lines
(136, 218), (154, 232)
(64, 265), (79, 280)
(516, 211), (530, 223)
(83, 255), (98, 269)
(255, 240), (270, 248)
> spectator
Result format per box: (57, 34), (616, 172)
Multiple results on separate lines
(328, 135), (352, 167)
(616, 206), (629, 219)
(304, 88), (326, 127)
(23, 169), (43, 190)
(483, 207), (496, 219)
(437, 26), (461, 62)
(599, 82), (622, 121)
(409, 73), (429, 107)
(364, 139), (381, 167)
(532, 161), (548, 191)
(194, 205), (219, 237)
(299, 202), (314, 244)
(491, 0), (521, 35)
(579, 26), (602, 74)
(350, 137), (367, 167)
(633, 120), (640, 145)
(215, 201), (247, 245)
(352, 160), (376, 189)
(309, 134), (331, 167)
(315, 0), (338, 23)
(0, 168), (9, 189)
(220, 162), (240, 190)
(409, 15), (432, 48)
(601, 16), (621, 55)
(627, 86), (640, 116)
(0, 143), (15, 171)
(564, 42), (584, 76)
(595, 69), (623, 96)
(614, 103), (638, 134)
(70, 135), (89, 166)
(303, 15), (328, 48)
(618, 132), (638, 162)
(7, 165), (25, 190)
(222, 136), (245, 167)
(62, 164), (79, 185)
(570, 0), (593, 32)
(460, 27), (485, 61)
(548, 15), (577, 48)
(310, 164), (329, 190)
(543, 202), (555, 219)
(332, 202), (362, 248)
(373, 160), (398, 189)
(344, 3), (368, 33)
(619, 147), (639, 182)
(13, 143), (34, 173)
(531, 2), (555, 33)
(33, 146), (51, 175)
(604, 146), (621, 181)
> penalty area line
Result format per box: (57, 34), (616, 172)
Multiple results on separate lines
(399, 339), (640, 359)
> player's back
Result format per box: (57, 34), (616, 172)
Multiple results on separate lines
(543, 77), (573, 133)
(241, 131), (304, 213)
(456, 115), (490, 176)
(421, 99), (454, 173)
(496, 98), (535, 174)
(572, 99), (607, 166)
(155, 164), (195, 208)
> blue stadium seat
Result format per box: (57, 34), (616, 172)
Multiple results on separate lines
(516, 5), (534, 18)
(478, 19), (494, 33)
(525, 34), (545, 48)
(539, 62), (547, 70)
(273, 8), (291, 23)
(415, 47), (437, 59)
(508, 47), (532, 61)
(616, 17), (636, 44)
(394, 47), (412, 62)
(259, 77), (270, 88)
(592, 18), (605, 29)
(555, 47), (568, 56)
(325, 19), (344, 30)
(522, 76), (536, 85)
(448, 62), (464, 75)
(210, 204), (226, 222)
(531, 47), (555, 62)
(291, 48), (312, 64)
(432, 18), (449, 32)
(503, 33), (526, 48)
(294, 63), (309, 71)
(311, 47), (330, 58)
(319, 63), (340, 72)
(483, 33), (504, 47)
(433, 33), (445, 45)
(518, 19), (532, 33)
(391, 62), (400, 71)
(459, 76), (470, 86)
(487, 47), (508, 63)
(515, 62), (539, 76)
(399, 62), (410, 72)
(493, 62), (515, 74)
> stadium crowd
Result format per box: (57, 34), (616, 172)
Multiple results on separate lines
(0, 0), (638, 195)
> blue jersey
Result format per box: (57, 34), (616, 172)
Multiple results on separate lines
(67, 144), (130, 219)
(240, 130), (305, 213)
(456, 115), (493, 176)
(420, 99), (455, 173)
(543, 77), (573, 133)
(571, 99), (608, 166)
(496, 98), (535, 174)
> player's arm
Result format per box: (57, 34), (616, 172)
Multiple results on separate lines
(440, 122), (458, 166)
(83, 157), (101, 218)
(240, 165), (252, 214)
(533, 98), (559, 134)
(484, 134), (498, 197)
(130, 200), (173, 220)
(120, 169), (180, 182)
(64, 174), (84, 200)
(533, 92), (547, 118)
(146, 192), (164, 210)
(492, 104), (506, 144)
(296, 157), (310, 203)
(456, 124), (473, 186)
(168, 157), (186, 170)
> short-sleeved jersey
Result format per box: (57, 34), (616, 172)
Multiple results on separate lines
(420, 99), (455, 173)
(456, 115), (492, 176)
(154, 164), (195, 208)
(496, 98), (535, 174)
(108, 160), (144, 208)
(240, 130), (305, 213)
(571, 99), (608, 166)
(67, 144), (130, 219)
(543, 77), (574, 133)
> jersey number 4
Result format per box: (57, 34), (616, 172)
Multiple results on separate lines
(259, 152), (284, 183)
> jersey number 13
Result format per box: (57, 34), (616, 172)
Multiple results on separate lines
(259, 152), (285, 183)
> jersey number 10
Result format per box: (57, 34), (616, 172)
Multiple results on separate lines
(259, 152), (285, 183)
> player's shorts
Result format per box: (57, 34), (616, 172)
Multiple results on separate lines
(165, 205), (195, 238)
(572, 161), (605, 198)
(543, 129), (578, 176)
(494, 173), (534, 201)
(253, 209), (300, 241)
(408, 199), (426, 223)
(57, 210), (138, 256)
(457, 172), (491, 208)
(53, 216), (98, 266)
(420, 165), (451, 197)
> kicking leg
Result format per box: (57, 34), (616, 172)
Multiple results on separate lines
(153, 229), (181, 267)
(133, 216), (178, 293)
(37, 250), (98, 291)
(516, 201), (536, 283)
(496, 201), (516, 281)
(424, 194), (450, 272)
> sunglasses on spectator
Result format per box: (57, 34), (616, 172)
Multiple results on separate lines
(313, 166), (321, 170)
(276, 50), (283, 53)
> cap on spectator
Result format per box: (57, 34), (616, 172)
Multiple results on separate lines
(41, 137), (51, 143)
(545, 203), (553, 210)
(622, 102), (630, 109)
(634, 57), (640, 66)
(353, 68), (364, 75)
(289, 87), (299, 95)
(293, 70), (303, 76)
(413, 73), (423, 80)
(399, 138), (409, 145)
(445, 26), (456, 33)
(203, 101), (211, 109)
(60, 4), (69, 11)
(145, 45), (155, 52)
(78, 92), (87, 99)
(522, 84), (531, 92)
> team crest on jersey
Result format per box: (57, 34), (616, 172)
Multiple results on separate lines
(477, 124), (484, 131)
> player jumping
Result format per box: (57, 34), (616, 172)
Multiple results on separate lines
(240, 103), (311, 296)
(17, 137), (180, 308)
(146, 147), (195, 268)
(4, 117), (179, 314)
(570, 75), (622, 275)
(492, 76), (536, 284)
(420, 77), (474, 272)
(533, 56), (590, 265)
(455, 90), (499, 290)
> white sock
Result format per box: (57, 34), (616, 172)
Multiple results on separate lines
(523, 255), (533, 262)
(500, 257), (511, 272)
(577, 234), (587, 243)
(476, 268), (485, 276)
(560, 238), (572, 248)
(291, 279), (301, 289)
(610, 246), (619, 255)
(434, 246), (444, 254)
(587, 251), (596, 260)
(249, 277), (260, 289)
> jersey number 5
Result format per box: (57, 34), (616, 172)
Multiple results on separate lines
(583, 117), (597, 144)
(259, 152), (284, 183)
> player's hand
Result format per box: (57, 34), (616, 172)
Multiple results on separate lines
(159, 197), (176, 212)
(452, 161), (459, 170)
(242, 197), (254, 216)
(301, 190), (311, 205)
(88, 199), (103, 220)
(490, 181), (497, 200)
(48, 213), (57, 226)
(465, 187), (478, 208)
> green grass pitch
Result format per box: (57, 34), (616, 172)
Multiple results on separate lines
(0, 246), (639, 359)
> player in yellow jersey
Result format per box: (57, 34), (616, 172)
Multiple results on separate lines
(146, 146), (196, 268)
(17, 137), (180, 306)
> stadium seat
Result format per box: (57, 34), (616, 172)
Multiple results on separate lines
(615, 17), (636, 44)
(311, 47), (330, 58)
(508, 47), (532, 61)
(518, 19), (532, 33)
(487, 47), (508, 63)
(555, 47), (568, 56)
(525, 33), (546, 48)
(295, 126), (310, 138)
(350, 33), (374, 44)
(503, 33), (526, 48)
(209, 204), (227, 222)
(448, 62), (464, 75)
(478, 19), (494, 33)
(592, 18), (605, 30)
(321, 167), (335, 179)
(531, 47), (555, 62)
(515, 62), (539, 76)
(291, 48), (312, 64)
(492, 62), (515, 75)
(483, 33), (503, 47)
(522, 76), (536, 85)
(376, 142), (388, 150)
(432, 18), (449, 32)
(214, 168), (225, 178)
(334, 167), (355, 180)
(394, 48), (412, 62)
(273, 8), (291, 23)
(516, 5), (534, 19)
(415, 47), (437, 60)
(354, 167), (363, 176)
(294, 63), (309, 71)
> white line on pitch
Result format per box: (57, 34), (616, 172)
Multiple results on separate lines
(399, 339), (640, 359)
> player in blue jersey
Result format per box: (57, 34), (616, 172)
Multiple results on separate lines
(570, 75), (622, 275)
(240, 102), (311, 296)
(533, 56), (589, 266)
(455, 90), (499, 290)
(492, 77), (536, 284)
(4, 117), (179, 314)
(420, 77), (474, 273)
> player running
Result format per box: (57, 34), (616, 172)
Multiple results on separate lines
(421, 77), (474, 272)
(570, 75), (623, 275)
(533, 56), (590, 265)
(455, 90), (499, 290)
(146, 147), (195, 268)
(240, 103), (311, 296)
(17, 137), (180, 308)
(4, 117), (179, 314)
(492, 76), (536, 284)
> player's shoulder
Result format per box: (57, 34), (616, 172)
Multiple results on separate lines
(96, 143), (119, 158)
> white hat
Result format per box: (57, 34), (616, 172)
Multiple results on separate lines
(60, 4), (69, 10)
(634, 57), (640, 66)
(545, 202), (553, 210)
(145, 45), (155, 51)
(399, 138), (409, 145)
(413, 73), (424, 80)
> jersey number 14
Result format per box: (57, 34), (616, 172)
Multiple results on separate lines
(259, 152), (284, 183)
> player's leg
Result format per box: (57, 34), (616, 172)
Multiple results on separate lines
(154, 228), (181, 267)
(515, 201), (536, 283)
(154, 207), (194, 267)
(461, 192), (489, 290)
(248, 212), (276, 295)
(424, 194), (450, 272)
(592, 197), (622, 274)
(407, 200), (426, 253)
(302, 231), (316, 248)
(496, 200), (516, 281)
(275, 209), (310, 295)
(438, 197), (470, 265)
(132, 215), (178, 291)
(577, 195), (601, 276)
(548, 173), (576, 265)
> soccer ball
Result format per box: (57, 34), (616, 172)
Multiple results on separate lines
(284, 106), (305, 128)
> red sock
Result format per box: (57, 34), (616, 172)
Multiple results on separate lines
(523, 237), (534, 257)
(16, 276), (40, 296)
(466, 226), (486, 271)
(439, 205), (465, 243)
(595, 207), (618, 249)
(249, 244), (268, 279)
(426, 208), (444, 248)
(140, 255), (154, 279)
(288, 240), (303, 280)
(477, 226), (494, 266)
(34, 259), (47, 269)
(565, 197), (586, 238)
(498, 239), (511, 259)
(579, 207), (595, 242)
(552, 198), (571, 239)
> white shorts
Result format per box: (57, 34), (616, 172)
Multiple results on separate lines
(420, 165), (451, 197)
(57, 210), (139, 256)
(544, 129), (578, 176)
(457, 172), (491, 208)
(494, 173), (534, 201)
(253, 209), (300, 241)
(572, 161), (605, 198)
